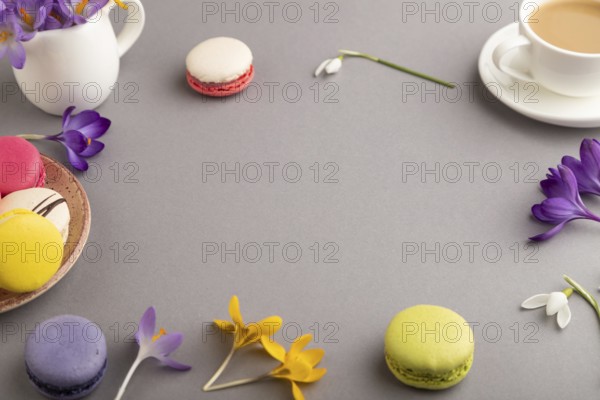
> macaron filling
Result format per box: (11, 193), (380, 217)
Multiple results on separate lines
(186, 65), (255, 97)
(26, 358), (107, 398)
(385, 353), (473, 386)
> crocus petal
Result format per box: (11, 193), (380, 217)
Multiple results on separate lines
(291, 381), (305, 400)
(229, 296), (243, 327)
(257, 315), (283, 337)
(153, 332), (184, 356)
(61, 130), (87, 153)
(557, 306), (571, 329)
(65, 109), (101, 131)
(0, 44), (7, 59)
(325, 57), (342, 74)
(531, 204), (558, 224)
(557, 165), (580, 203)
(540, 168), (569, 199)
(521, 294), (550, 309)
(536, 198), (582, 221)
(315, 59), (332, 77)
(529, 221), (569, 241)
(7, 41), (25, 69)
(213, 320), (235, 332)
(289, 334), (312, 359)
(546, 292), (568, 316)
(65, 146), (89, 171)
(78, 117), (110, 139)
(33, 6), (47, 29)
(79, 139), (104, 158)
(299, 349), (324, 367)
(562, 155), (598, 195)
(136, 306), (156, 344)
(159, 356), (192, 371)
(62, 106), (76, 129)
(580, 139), (600, 180)
(278, 359), (312, 381)
(262, 337), (286, 363)
(297, 368), (327, 383)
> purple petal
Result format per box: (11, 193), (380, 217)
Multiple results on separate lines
(537, 197), (583, 221)
(65, 146), (89, 171)
(61, 130), (87, 153)
(41, 15), (63, 30)
(530, 221), (569, 241)
(153, 332), (184, 356)
(20, 29), (35, 41)
(65, 110), (101, 131)
(62, 106), (76, 129)
(580, 139), (600, 179)
(33, 7), (47, 29)
(540, 168), (569, 199)
(0, 44), (8, 59)
(136, 306), (156, 344)
(159, 357), (192, 371)
(561, 155), (599, 195)
(79, 139), (104, 157)
(557, 165), (580, 203)
(532, 204), (557, 224)
(78, 117), (110, 139)
(7, 41), (25, 69)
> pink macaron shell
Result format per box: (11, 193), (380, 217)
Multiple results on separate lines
(187, 65), (255, 97)
(0, 137), (45, 197)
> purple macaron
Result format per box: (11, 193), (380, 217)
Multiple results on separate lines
(24, 315), (107, 400)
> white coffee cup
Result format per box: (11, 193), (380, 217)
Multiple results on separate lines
(12, 0), (145, 115)
(492, 0), (600, 97)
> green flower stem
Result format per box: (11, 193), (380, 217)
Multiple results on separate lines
(17, 134), (46, 140)
(338, 49), (455, 88)
(203, 372), (272, 392)
(564, 275), (600, 322)
(203, 344), (237, 391)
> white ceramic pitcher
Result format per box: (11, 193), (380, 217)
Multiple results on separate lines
(13, 0), (145, 115)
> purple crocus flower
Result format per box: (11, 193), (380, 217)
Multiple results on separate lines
(530, 165), (600, 241)
(18, 106), (110, 171)
(48, 106), (110, 171)
(114, 307), (191, 400)
(10, 0), (53, 30)
(562, 139), (600, 196)
(0, 10), (34, 68)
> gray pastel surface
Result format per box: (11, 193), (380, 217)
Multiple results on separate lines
(1, 1), (599, 399)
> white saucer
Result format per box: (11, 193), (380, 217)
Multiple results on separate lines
(478, 23), (600, 128)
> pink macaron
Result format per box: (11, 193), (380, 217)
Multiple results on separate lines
(186, 37), (254, 97)
(0, 137), (46, 197)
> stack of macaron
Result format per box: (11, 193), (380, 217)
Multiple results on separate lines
(186, 37), (255, 97)
(0, 137), (70, 293)
(25, 315), (107, 399)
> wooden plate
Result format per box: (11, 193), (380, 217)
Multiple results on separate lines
(0, 154), (91, 313)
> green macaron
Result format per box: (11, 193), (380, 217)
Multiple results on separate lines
(384, 305), (474, 390)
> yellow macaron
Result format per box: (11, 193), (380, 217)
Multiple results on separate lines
(0, 209), (64, 293)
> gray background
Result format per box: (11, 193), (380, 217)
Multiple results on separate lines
(1, 0), (600, 399)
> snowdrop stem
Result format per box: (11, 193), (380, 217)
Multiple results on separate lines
(563, 275), (600, 321)
(203, 372), (273, 392)
(338, 49), (455, 88)
(17, 134), (46, 140)
(114, 355), (144, 400)
(203, 345), (237, 391)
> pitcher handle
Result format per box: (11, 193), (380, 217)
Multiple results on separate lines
(116, 0), (146, 58)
